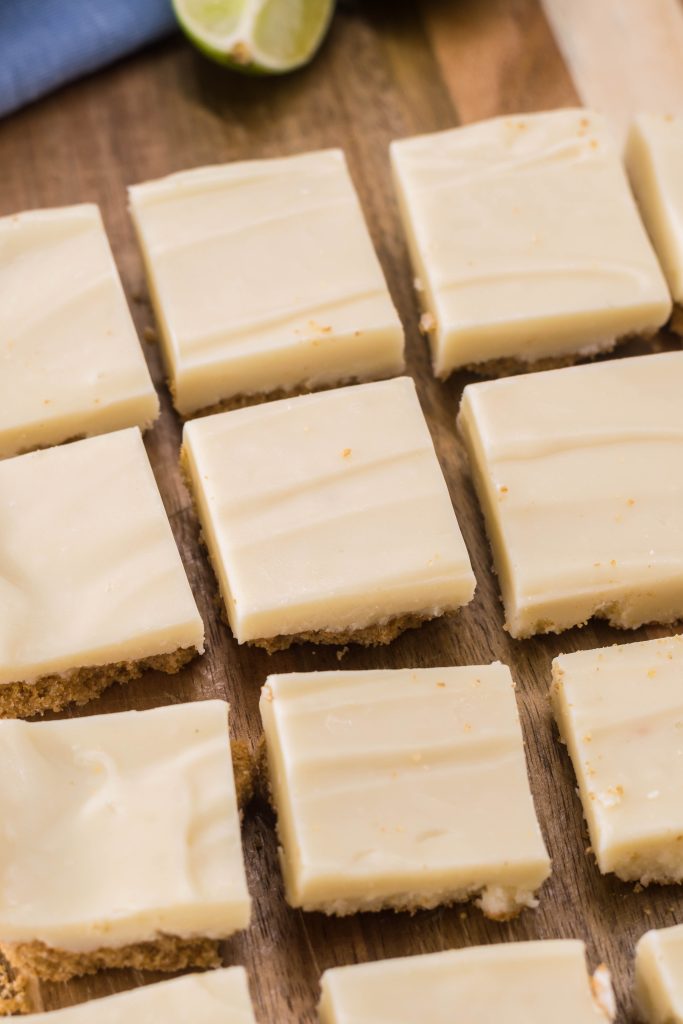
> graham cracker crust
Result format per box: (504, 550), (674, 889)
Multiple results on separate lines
(0, 646), (197, 720)
(0, 957), (28, 1015)
(457, 325), (670, 379)
(422, 300), (672, 378)
(185, 376), (363, 420)
(231, 738), (255, 811)
(462, 350), (599, 378)
(0, 933), (220, 984)
(287, 886), (534, 921)
(459, 338), (635, 379)
(248, 611), (449, 652)
(16, 433), (84, 458)
(254, 734), (269, 803)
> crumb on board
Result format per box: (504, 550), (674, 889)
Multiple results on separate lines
(419, 312), (436, 335)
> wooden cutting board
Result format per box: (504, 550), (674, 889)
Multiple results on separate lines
(2, 1), (683, 1020)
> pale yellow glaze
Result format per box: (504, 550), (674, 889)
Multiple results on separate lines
(0, 204), (158, 459)
(0, 702), (250, 952)
(260, 665), (550, 916)
(391, 109), (671, 375)
(20, 968), (255, 1023)
(0, 428), (204, 686)
(636, 925), (683, 1023)
(183, 377), (475, 645)
(457, 351), (683, 638)
(627, 113), (683, 302)
(129, 151), (404, 415)
(552, 635), (683, 883)
(319, 940), (615, 1023)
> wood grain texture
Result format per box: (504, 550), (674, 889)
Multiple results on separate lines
(0, 2), (681, 1021)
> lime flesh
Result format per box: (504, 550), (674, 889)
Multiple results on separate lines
(174, 0), (335, 73)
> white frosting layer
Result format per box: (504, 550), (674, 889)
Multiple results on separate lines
(129, 150), (404, 414)
(636, 925), (683, 1023)
(319, 940), (615, 1023)
(458, 350), (683, 638)
(0, 427), (204, 686)
(552, 635), (683, 882)
(391, 109), (671, 375)
(260, 665), (550, 913)
(183, 377), (475, 644)
(21, 969), (255, 1023)
(627, 113), (683, 303)
(0, 204), (158, 459)
(0, 702), (250, 952)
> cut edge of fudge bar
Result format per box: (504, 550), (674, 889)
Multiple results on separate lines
(275, 856), (544, 920)
(274, 881), (543, 921)
(634, 929), (663, 1024)
(550, 646), (683, 886)
(460, 345), (624, 381)
(178, 442), (464, 653)
(625, 116), (683, 313)
(634, 926), (683, 1024)
(411, 281), (638, 390)
(238, 610), (454, 653)
(415, 287), (630, 383)
(182, 377), (363, 421)
(0, 646), (198, 720)
(267, 777), (546, 920)
(159, 315), (404, 422)
(8, 404), (161, 462)
(0, 933), (220, 984)
(455, 397), (533, 639)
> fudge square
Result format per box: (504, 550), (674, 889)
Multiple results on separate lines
(627, 114), (683, 316)
(319, 940), (615, 1024)
(128, 150), (404, 416)
(259, 664), (550, 919)
(20, 968), (256, 1023)
(457, 351), (683, 639)
(390, 108), (671, 377)
(182, 377), (476, 650)
(0, 701), (250, 982)
(636, 924), (683, 1023)
(552, 635), (683, 885)
(0, 427), (204, 718)
(0, 204), (158, 460)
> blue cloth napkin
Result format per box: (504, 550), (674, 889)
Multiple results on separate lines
(0, 0), (178, 119)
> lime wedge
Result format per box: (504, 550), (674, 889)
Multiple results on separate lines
(174, 0), (336, 73)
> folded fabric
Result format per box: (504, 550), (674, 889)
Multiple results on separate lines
(0, 0), (177, 119)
